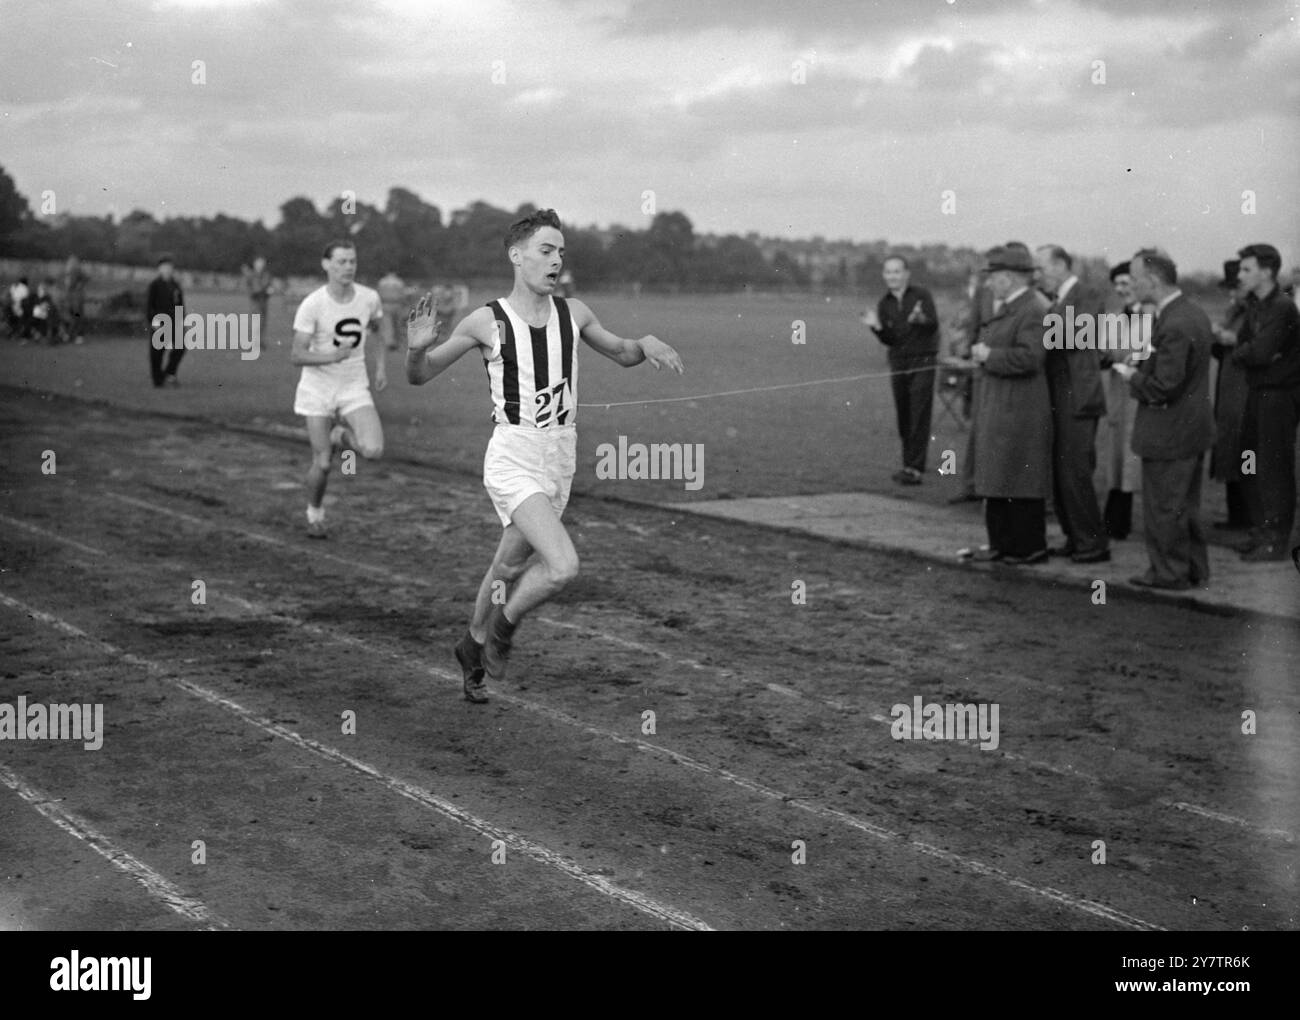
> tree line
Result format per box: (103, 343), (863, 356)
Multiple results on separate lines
(0, 164), (1154, 294)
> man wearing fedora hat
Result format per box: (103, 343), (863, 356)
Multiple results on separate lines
(145, 253), (185, 387)
(1231, 242), (1300, 562)
(966, 245), (1053, 564)
(1208, 259), (1253, 532)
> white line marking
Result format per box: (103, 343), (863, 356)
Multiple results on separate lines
(0, 590), (712, 932)
(100, 491), (720, 676)
(202, 591), (1165, 930)
(6, 576), (1160, 929)
(766, 682), (853, 712)
(0, 514), (106, 558)
(15, 512), (1294, 925)
(1168, 801), (1296, 843)
(0, 763), (224, 929)
(487, 684), (1164, 929)
(98, 491), (1077, 712)
(17, 511), (1297, 847)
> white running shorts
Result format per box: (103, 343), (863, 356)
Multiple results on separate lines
(294, 366), (374, 419)
(483, 423), (577, 528)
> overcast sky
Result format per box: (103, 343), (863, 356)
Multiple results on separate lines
(3, 0), (1298, 272)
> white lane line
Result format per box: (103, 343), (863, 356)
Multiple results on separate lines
(99, 492), (720, 677)
(540, 615), (716, 671)
(1168, 801), (1296, 844)
(14, 514), (1291, 928)
(196, 589), (1164, 931)
(97, 492), (1069, 715)
(224, 540), (1295, 851)
(0, 591), (713, 932)
(6, 576), (1158, 930)
(766, 682), (853, 712)
(15, 512), (1296, 859)
(0, 763), (224, 929)
(1, 515), (106, 559)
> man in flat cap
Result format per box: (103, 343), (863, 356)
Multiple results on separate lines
(146, 253), (185, 387)
(966, 245), (1053, 564)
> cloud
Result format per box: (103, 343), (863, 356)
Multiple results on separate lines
(590, 0), (1038, 43)
(1, 0), (1295, 270)
(1073, 0), (1287, 17)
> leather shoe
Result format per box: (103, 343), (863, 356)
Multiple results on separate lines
(1070, 548), (1111, 564)
(1002, 548), (1049, 566)
(1048, 543), (1076, 557)
(1240, 544), (1285, 563)
(1129, 573), (1191, 590)
(971, 546), (1003, 562)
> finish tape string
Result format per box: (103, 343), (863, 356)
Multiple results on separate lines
(577, 362), (960, 409)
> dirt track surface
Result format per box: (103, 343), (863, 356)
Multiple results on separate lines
(1, 388), (1297, 930)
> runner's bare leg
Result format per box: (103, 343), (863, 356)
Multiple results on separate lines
(305, 415), (334, 508)
(497, 493), (579, 622)
(341, 404), (383, 459)
(469, 527), (535, 642)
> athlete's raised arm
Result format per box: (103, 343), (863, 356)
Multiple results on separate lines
(569, 299), (684, 373)
(406, 294), (492, 385)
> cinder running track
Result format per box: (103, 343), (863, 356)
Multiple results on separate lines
(1, 389), (1296, 930)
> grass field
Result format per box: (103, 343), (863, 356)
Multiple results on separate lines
(4, 287), (982, 506)
(0, 285), (1245, 521)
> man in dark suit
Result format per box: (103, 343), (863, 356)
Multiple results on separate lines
(967, 246), (1053, 564)
(1111, 250), (1215, 589)
(1035, 245), (1109, 563)
(146, 254), (185, 387)
(1208, 260), (1253, 531)
(1231, 243), (1300, 562)
(864, 254), (939, 485)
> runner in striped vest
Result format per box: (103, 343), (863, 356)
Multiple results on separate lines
(404, 209), (685, 702)
(484, 294), (579, 428)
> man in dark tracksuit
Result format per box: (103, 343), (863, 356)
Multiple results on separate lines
(1114, 249), (1215, 589)
(146, 254), (185, 387)
(865, 254), (939, 485)
(1231, 243), (1300, 562)
(1034, 245), (1109, 563)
